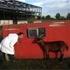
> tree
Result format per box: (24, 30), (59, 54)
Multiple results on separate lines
(41, 16), (45, 20)
(55, 13), (61, 20)
(46, 15), (51, 19)
(67, 13), (70, 19)
(60, 16), (65, 20)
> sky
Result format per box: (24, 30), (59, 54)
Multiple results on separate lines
(17, 0), (70, 17)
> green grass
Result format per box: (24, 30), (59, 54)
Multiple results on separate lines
(0, 58), (70, 70)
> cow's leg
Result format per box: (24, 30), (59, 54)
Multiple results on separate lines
(43, 49), (49, 59)
(42, 49), (46, 59)
(55, 51), (58, 59)
(58, 50), (64, 61)
(39, 46), (47, 59)
(42, 48), (49, 59)
(45, 49), (49, 59)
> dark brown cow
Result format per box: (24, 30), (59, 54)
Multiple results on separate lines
(33, 38), (68, 60)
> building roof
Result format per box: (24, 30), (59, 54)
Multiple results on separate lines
(0, 0), (42, 13)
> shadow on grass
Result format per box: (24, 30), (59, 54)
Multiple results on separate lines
(0, 58), (70, 70)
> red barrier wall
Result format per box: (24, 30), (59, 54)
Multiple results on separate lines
(2, 20), (70, 59)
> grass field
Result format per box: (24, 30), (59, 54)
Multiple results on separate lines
(0, 58), (70, 70)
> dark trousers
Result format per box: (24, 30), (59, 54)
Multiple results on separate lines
(2, 52), (15, 62)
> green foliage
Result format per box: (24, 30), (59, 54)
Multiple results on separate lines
(55, 13), (61, 20)
(67, 13), (70, 19)
(46, 15), (51, 19)
(23, 12), (70, 22)
(27, 16), (35, 23)
(60, 16), (65, 20)
(41, 16), (45, 20)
